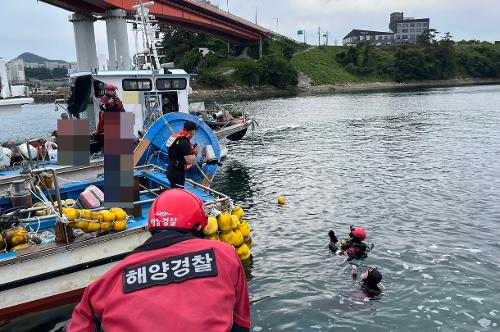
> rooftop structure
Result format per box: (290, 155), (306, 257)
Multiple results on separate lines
(343, 12), (430, 46)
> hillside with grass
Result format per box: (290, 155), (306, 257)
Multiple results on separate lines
(291, 46), (358, 84)
(291, 34), (500, 85)
(161, 27), (500, 89)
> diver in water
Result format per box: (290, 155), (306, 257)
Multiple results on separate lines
(328, 226), (372, 260)
(351, 266), (383, 297)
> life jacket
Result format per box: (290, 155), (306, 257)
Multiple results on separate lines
(166, 130), (193, 172)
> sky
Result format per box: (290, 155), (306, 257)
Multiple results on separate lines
(0, 0), (499, 62)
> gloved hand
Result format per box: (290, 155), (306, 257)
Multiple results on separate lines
(328, 230), (338, 244)
(340, 239), (348, 245)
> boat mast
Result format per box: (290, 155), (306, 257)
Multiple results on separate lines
(133, 1), (164, 70)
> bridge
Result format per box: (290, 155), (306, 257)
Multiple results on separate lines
(41, 0), (270, 43)
(40, 0), (271, 71)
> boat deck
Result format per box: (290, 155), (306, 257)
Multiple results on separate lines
(0, 166), (229, 265)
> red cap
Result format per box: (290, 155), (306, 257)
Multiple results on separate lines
(105, 83), (117, 91)
(351, 227), (367, 241)
(148, 189), (207, 230)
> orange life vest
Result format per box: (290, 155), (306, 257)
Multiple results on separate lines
(166, 130), (193, 171)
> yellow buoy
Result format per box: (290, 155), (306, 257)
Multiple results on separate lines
(232, 205), (245, 221)
(85, 222), (101, 232)
(35, 209), (47, 216)
(91, 211), (104, 222)
(100, 222), (113, 231)
(113, 220), (127, 232)
(231, 215), (240, 230)
(235, 243), (251, 260)
(76, 220), (89, 229)
(220, 230), (235, 245)
(203, 216), (219, 235)
(11, 243), (30, 252)
(278, 196), (285, 205)
(238, 220), (251, 238)
(110, 207), (127, 221)
(233, 230), (244, 247)
(10, 234), (27, 246)
(80, 209), (92, 220)
(64, 208), (79, 221)
(102, 211), (115, 223)
(217, 212), (232, 231)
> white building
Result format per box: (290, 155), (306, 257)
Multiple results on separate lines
(6, 58), (26, 83)
(343, 12), (430, 46)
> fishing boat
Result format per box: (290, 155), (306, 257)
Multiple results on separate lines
(0, 113), (233, 320)
(55, 66), (252, 149)
(54, 2), (252, 149)
(191, 102), (254, 141)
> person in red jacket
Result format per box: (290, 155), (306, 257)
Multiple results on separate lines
(95, 83), (125, 133)
(68, 189), (251, 332)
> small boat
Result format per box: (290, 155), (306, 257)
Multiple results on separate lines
(190, 102), (253, 141)
(0, 58), (34, 112)
(0, 114), (233, 320)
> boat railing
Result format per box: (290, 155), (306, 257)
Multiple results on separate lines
(54, 98), (69, 114)
(136, 163), (231, 210)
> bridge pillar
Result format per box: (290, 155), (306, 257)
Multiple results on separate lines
(259, 35), (263, 59)
(105, 9), (132, 71)
(69, 13), (99, 72)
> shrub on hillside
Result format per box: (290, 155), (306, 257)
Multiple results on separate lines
(197, 72), (230, 88)
(259, 54), (298, 88)
(177, 49), (202, 74)
(234, 61), (262, 85)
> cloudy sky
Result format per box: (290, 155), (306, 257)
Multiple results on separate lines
(0, 0), (498, 62)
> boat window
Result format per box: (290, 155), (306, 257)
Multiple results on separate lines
(94, 80), (105, 98)
(122, 79), (152, 91)
(156, 78), (187, 90)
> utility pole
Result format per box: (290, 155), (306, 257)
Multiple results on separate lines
(253, 6), (258, 24)
(318, 26), (321, 46)
(226, 1), (229, 58)
(273, 17), (279, 33)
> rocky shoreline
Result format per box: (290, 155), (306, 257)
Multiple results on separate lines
(190, 78), (500, 102)
(32, 78), (500, 104)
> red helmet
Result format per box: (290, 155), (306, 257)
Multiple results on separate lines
(350, 227), (367, 241)
(105, 83), (116, 91)
(148, 189), (207, 231)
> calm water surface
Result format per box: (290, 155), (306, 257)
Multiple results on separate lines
(3, 85), (500, 331)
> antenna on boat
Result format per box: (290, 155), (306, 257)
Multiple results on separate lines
(134, 0), (171, 124)
(133, 1), (163, 70)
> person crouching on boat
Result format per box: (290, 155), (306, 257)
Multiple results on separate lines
(328, 226), (371, 261)
(68, 189), (251, 332)
(95, 83), (125, 134)
(166, 120), (200, 188)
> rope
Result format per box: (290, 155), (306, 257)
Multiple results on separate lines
(56, 175), (87, 184)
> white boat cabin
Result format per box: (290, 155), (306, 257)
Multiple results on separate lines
(67, 69), (191, 135)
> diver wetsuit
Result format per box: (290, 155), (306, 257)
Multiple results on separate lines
(329, 230), (370, 260)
